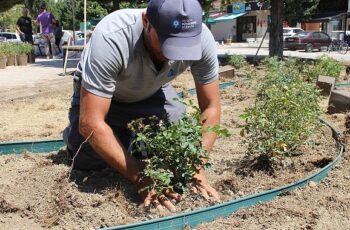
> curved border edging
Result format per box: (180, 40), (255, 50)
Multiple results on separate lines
(335, 82), (350, 88)
(0, 139), (64, 155)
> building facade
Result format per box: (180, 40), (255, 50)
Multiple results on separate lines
(209, 1), (270, 43)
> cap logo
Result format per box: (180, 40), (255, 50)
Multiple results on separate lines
(181, 18), (197, 30)
(173, 20), (181, 29)
(172, 18), (197, 31)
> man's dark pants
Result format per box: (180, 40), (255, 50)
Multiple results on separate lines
(20, 33), (33, 44)
(63, 83), (185, 170)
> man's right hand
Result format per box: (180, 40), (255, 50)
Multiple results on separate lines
(136, 177), (181, 213)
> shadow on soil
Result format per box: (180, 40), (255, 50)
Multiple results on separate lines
(47, 150), (140, 204)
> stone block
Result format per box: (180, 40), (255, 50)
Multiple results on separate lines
(316, 75), (336, 96)
(328, 90), (350, 114)
(219, 65), (235, 79)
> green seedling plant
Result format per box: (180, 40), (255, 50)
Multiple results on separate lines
(303, 56), (342, 82)
(241, 58), (321, 165)
(128, 100), (230, 195)
(228, 54), (248, 69)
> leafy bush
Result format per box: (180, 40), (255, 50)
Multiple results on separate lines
(0, 43), (7, 57)
(20, 43), (34, 54)
(128, 101), (230, 195)
(240, 58), (321, 163)
(0, 43), (13, 56)
(228, 54), (247, 69)
(304, 56), (343, 81)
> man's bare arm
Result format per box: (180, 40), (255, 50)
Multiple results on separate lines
(79, 87), (179, 211)
(79, 87), (143, 183)
(192, 78), (221, 201)
(195, 78), (221, 151)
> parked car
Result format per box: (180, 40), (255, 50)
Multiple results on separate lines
(283, 27), (304, 40)
(284, 31), (331, 52)
(0, 32), (21, 43)
(61, 30), (83, 44)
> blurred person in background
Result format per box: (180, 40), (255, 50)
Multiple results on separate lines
(53, 20), (63, 54)
(16, 7), (33, 44)
(34, 2), (56, 58)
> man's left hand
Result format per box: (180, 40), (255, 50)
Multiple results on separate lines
(192, 168), (221, 202)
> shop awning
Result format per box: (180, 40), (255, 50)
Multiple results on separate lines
(212, 12), (247, 23)
(302, 12), (346, 23)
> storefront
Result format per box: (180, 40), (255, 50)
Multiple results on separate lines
(237, 2), (270, 42)
(301, 12), (348, 39)
(209, 1), (270, 43)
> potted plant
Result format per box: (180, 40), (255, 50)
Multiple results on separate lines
(0, 43), (7, 69)
(6, 43), (16, 66)
(27, 43), (35, 63)
(16, 43), (32, 66)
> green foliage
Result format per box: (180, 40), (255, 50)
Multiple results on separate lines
(304, 56), (343, 82)
(119, 1), (148, 9)
(228, 54), (247, 69)
(284, 0), (320, 26)
(19, 43), (34, 54)
(0, 4), (24, 32)
(129, 101), (230, 195)
(241, 58), (321, 163)
(315, 56), (342, 78)
(0, 43), (7, 57)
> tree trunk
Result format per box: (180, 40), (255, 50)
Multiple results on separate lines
(269, 0), (284, 58)
(112, 0), (120, 11)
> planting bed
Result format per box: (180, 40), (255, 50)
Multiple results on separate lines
(0, 70), (349, 229)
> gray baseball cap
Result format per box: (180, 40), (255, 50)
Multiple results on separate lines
(146, 0), (203, 61)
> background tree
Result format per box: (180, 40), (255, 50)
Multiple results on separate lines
(268, 0), (284, 58)
(0, 4), (23, 31)
(0, 0), (22, 13)
(316, 0), (347, 12)
(284, 0), (320, 27)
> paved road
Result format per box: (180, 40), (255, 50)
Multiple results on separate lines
(218, 42), (350, 64)
(0, 58), (78, 101)
(0, 43), (349, 101)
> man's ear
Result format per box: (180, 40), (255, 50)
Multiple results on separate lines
(142, 12), (148, 29)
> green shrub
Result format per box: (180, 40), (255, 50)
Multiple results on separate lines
(240, 58), (321, 164)
(228, 54), (247, 69)
(13, 43), (33, 55)
(262, 56), (280, 69)
(304, 56), (343, 81)
(20, 43), (34, 54)
(0, 43), (7, 57)
(128, 101), (230, 194)
(0, 43), (14, 56)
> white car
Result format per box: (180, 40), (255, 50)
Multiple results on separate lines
(0, 32), (22, 43)
(61, 30), (83, 45)
(283, 27), (304, 40)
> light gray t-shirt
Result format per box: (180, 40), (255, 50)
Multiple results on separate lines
(76, 9), (219, 103)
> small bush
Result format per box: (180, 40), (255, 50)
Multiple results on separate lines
(240, 58), (321, 164)
(228, 54), (247, 69)
(304, 56), (343, 81)
(128, 101), (230, 194)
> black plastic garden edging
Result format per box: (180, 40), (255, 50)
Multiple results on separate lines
(0, 83), (345, 230)
(335, 82), (350, 88)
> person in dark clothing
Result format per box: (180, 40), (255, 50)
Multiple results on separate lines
(16, 7), (33, 44)
(53, 20), (63, 53)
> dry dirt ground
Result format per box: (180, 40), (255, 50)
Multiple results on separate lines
(0, 64), (349, 230)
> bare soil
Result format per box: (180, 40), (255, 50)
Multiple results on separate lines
(0, 69), (349, 229)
